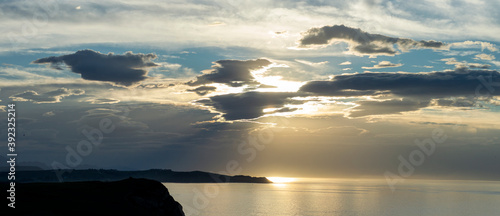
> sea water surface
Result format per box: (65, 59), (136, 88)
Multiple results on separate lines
(164, 178), (500, 216)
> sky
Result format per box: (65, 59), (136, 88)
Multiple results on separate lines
(1, 0), (499, 180)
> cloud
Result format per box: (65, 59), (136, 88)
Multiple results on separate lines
(467, 63), (491, 69)
(299, 67), (497, 117)
(295, 59), (329, 66)
(273, 31), (288, 37)
(441, 58), (461, 65)
(349, 99), (430, 117)
(299, 69), (500, 98)
(450, 41), (498, 52)
(441, 58), (491, 69)
(86, 98), (121, 104)
(197, 92), (301, 120)
(186, 59), (272, 87)
(339, 61), (352, 65)
(208, 21), (226, 26)
(187, 86), (217, 96)
(42, 111), (55, 117)
(297, 25), (446, 56)
(32, 50), (159, 86)
(362, 61), (403, 69)
(10, 88), (85, 103)
(436, 98), (476, 107)
(475, 53), (496, 61)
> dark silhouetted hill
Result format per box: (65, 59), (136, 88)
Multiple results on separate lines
(2, 178), (184, 216)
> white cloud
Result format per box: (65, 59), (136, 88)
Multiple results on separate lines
(339, 61), (352, 65)
(450, 41), (498, 52)
(362, 61), (403, 69)
(295, 59), (329, 66)
(440, 58), (490, 69)
(474, 53), (495, 61)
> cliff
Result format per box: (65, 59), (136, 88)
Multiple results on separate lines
(2, 178), (184, 216)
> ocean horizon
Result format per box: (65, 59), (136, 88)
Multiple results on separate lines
(165, 178), (500, 216)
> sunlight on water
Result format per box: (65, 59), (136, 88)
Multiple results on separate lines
(164, 179), (500, 216)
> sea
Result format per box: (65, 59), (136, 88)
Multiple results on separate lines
(164, 178), (500, 216)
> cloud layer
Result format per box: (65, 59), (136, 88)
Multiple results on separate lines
(193, 68), (500, 119)
(32, 50), (159, 86)
(298, 25), (446, 56)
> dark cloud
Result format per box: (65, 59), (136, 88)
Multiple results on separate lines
(299, 69), (500, 98)
(436, 98), (476, 107)
(298, 25), (446, 56)
(468, 63), (491, 69)
(362, 61), (403, 69)
(197, 92), (302, 120)
(410, 121), (468, 127)
(186, 59), (271, 87)
(349, 99), (430, 117)
(441, 58), (491, 69)
(10, 88), (84, 103)
(299, 69), (500, 116)
(271, 107), (298, 113)
(187, 86), (217, 96)
(32, 49), (159, 86)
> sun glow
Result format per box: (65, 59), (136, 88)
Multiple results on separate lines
(251, 63), (304, 92)
(254, 75), (304, 92)
(266, 177), (297, 183)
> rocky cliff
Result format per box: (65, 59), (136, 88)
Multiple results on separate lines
(3, 178), (184, 216)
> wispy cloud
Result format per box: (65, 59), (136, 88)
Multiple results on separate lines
(362, 61), (403, 69)
(10, 88), (84, 103)
(450, 41), (498, 52)
(474, 53), (496, 61)
(295, 59), (329, 66)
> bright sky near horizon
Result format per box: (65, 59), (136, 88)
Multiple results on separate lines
(1, 0), (499, 180)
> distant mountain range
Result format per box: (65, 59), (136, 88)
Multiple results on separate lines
(0, 168), (272, 183)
